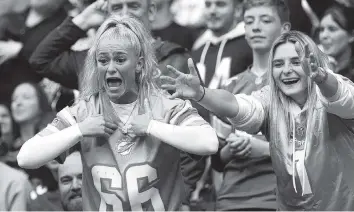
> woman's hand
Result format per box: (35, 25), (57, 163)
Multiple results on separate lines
(130, 99), (171, 136)
(295, 42), (328, 84)
(78, 115), (118, 138)
(226, 133), (252, 158)
(161, 58), (204, 101)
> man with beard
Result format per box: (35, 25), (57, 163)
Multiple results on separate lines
(58, 151), (83, 211)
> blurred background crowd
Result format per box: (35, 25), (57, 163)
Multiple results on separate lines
(0, 0), (354, 211)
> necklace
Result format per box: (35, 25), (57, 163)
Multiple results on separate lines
(110, 101), (139, 156)
(111, 100), (138, 135)
(250, 68), (266, 85)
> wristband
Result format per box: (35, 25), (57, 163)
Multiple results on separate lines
(197, 86), (206, 102)
(315, 68), (328, 84)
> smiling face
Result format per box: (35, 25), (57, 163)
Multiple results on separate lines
(96, 34), (143, 104)
(11, 83), (41, 124)
(244, 6), (284, 52)
(272, 42), (308, 105)
(319, 14), (352, 59)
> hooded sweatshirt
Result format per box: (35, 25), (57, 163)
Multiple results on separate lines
(192, 22), (252, 89)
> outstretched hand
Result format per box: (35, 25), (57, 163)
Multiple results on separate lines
(161, 58), (204, 101)
(295, 42), (328, 83)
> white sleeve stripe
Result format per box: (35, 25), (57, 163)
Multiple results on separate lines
(170, 102), (192, 125)
(59, 107), (77, 126)
(47, 124), (60, 132)
(180, 116), (205, 126)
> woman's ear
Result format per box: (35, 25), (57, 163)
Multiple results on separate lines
(136, 57), (144, 74)
(281, 22), (291, 33)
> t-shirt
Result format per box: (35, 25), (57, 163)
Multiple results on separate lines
(211, 68), (277, 210)
(38, 92), (207, 211)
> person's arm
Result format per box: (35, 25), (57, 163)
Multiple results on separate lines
(179, 152), (206, 205)
(219, 143), (233, 164)
(17, 103), (118, 169)
(29, 0), (107, 89)
(317, 73), (354, 119)
(147, 113), (218, 155)
(131, 99), (219, 155)
(17, 107), (83, 169)
(29, 17), (86, 89)
(163, 59), (256, 118)
(7, 175), (32, 211)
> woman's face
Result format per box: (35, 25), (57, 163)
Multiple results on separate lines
(11, 83), (41, 124)
(96, 36), (143, 103)
(319, 14), (352, 58)
(272, 42), (309, 105)
(0, 104), (13, 135)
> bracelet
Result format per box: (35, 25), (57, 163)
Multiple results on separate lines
(197, 86), (206, 102)
(315, 69), (329, 84)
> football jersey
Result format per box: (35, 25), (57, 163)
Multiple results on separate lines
(39, 91), (208, 211)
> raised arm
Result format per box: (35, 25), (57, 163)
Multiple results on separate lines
(317, 74), (354, 119)
(161, 58), (240, 118)
(29, 0), (107, 89)
(295, 42), (354, 119)
(160, 58), (266, 131)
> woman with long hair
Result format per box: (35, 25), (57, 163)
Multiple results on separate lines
(6, 82), (63, 210)
(17, 15), (218, 211)
(318, 2), (354, 81)
(161, 31), (354, 210)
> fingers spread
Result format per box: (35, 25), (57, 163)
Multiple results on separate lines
(188, 58), (198, 76)
(160, 76), (176, 84)
(166, 65), (182, 77)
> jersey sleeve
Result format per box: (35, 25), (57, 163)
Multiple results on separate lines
(168, 100), (208, 127)
(37, 104), (81, 163)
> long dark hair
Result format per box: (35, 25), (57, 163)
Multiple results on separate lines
(12, 82), (55, 134)
(11, 82), (57, 191)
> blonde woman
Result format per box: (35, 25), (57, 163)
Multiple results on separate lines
(161, 31), (354, 210)
(16, 15), (218, 211)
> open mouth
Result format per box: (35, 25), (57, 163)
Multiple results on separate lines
(106, 77), (122, 88)
(282, 78), (299, 85)
(69, 194), (82, 200)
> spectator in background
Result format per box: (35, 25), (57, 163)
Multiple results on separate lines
(6, 82), (62, 211)
(0, 0), (68, 104)
(0, 161), (32, 211)
(319, 2), (354, 81)
(192, 0), (252, 92)
(58, 151), (83, 211)
(152, 0), (199, 50)
(171, 0), (206, 28)
(189, 0), (252, 209)
(211, 0), (291, 210)
(192, 0), (252, 124)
